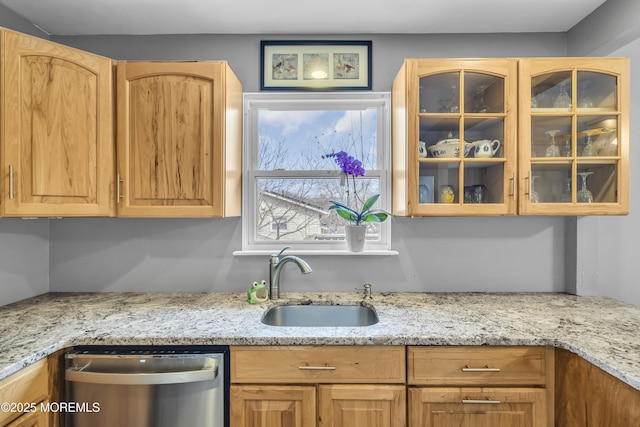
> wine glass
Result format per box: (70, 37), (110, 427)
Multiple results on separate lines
(578, 81), (594, 108)
(577, 172), (594, 203)
(561, 178), (572, 202)
(442, 84), (459, 113)
(582, 134), (596, 156)
(554, 82), (572, 109)
(545, 130), (561, 157)
(530, 175), (540, 203)
(474, 84), (490, 113)
(563, 138), (572, 157)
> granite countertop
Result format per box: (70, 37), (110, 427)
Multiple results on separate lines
(1, 292), (639, 391)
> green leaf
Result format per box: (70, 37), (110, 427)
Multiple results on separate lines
(363, 212), (388, 223)
(335, 208), (358, 222)
(361, 194), (380, 212)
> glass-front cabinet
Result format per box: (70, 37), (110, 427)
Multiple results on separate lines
(518, 58), (629, 215)
(392, 57), (629, 217)
(392, 59), (518, 216)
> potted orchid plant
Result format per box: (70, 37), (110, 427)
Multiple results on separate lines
(324, 151), (388, 251)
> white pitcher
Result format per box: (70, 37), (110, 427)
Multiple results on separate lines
(473, 139), (501, 158)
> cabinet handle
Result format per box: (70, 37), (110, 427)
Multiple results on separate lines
(525, 172), (531, 197)
(462, 397), (501, 404)
(510, 172), (516, 201)
(117, 173), (123, 203)
(298, 365), (336, 371)
(8, 164), (14, 200)
(461, 365), (501, 372)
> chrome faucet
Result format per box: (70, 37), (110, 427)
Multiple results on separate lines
(269, 247), (312, 299)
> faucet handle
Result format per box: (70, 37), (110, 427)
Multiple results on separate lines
(274, 246), (290, 258)
(355, 283), (373, 299)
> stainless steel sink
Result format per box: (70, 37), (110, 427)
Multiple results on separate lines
(261, 304), (379, 327)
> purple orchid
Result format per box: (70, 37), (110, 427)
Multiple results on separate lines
(325, 151), (365, 177)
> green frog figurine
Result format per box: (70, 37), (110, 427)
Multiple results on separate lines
(247, 280), (268, 304)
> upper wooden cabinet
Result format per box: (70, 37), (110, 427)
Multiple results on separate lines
(1, 29), (114, 217)
(116, 61), (242, 217)
(392, 58), (518, 216)
(518, 57), (629, 215)
(392, 57), (629, 217)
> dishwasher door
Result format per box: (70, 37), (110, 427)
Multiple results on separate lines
(65, 347), (228, 427)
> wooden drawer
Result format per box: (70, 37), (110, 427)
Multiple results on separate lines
(408, 346), (552, 386)
(0, 359), (48, 425)
(231, 346), (405, 384)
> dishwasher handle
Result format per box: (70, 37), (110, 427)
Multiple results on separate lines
(66, 365), (217, 385)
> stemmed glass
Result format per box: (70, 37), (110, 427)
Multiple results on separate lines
(442, 84), (459, 113)
(577, 172), (594, 203)
(474, 84), (490, 113)
(582, 134), (596, 156)
(545, 129), (561, 157)
(530, 175), (540, 203)
(578, 81), (594, 108)
(554, 82), (572, 109)
(561, 178), (572, 202)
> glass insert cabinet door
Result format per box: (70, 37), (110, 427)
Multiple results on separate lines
(393, 59), (518, 216)
(518, 58), (629, 215)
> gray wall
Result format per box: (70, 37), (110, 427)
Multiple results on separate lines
(0, 7), (50, 306)
(48, 216), (565, 294)
(565, 0), (640, 305)
(0, 3), (48, 38)
(0, 220), (49, 305)
(1, 1), (638, 306)
(52, 33), (566, 92)
(47, 33), (568, 296)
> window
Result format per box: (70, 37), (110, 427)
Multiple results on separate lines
(242, 92), (391, 253)
(270, 216), (288, 233)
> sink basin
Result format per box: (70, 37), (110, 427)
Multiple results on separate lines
(262, 304), (379, 327)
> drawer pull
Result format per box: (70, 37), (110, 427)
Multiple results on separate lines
(462, 397), (501, 404)
(298, 364), (336, 371)
(461, 365), (501, 372)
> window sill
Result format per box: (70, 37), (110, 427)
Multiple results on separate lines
(233, 249), (399, 256)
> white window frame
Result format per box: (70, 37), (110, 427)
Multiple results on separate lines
(240, 92), (392, 254)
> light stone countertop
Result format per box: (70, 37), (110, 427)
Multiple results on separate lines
(1, 292), (639, 391)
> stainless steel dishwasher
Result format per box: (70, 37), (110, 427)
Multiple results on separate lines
(65, 346), (229, 427)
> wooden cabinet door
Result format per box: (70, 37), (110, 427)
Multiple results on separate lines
(116, 61), (242, 217)
(319, 385), (406, 427)
(0, 359), (48, 426)
(555, 349), (640, 426)
(392, 58), (518, 217)
(230, 385), (316, 427)
(518, 57), (629, 215)
(1, 30), (114, 217)
(6, 409), (49, 427)
(409, 387), (547, 427)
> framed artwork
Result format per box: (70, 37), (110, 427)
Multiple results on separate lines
(260, 40), (372, 91)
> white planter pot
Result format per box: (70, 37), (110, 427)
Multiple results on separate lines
(345, 225), (366, 252)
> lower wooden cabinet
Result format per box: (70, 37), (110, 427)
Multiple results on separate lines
(230, 384), (405, 427)
(409, 387), (547, 427)
(230, 346), (407, 427)
(5, 408), (49, 427)
(230, 385), (316, 427)
(0, 359), (49, 427)
(319, 385), (405, 427)
(555, 348), (640, 426)
(407, 346), (554, 427)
